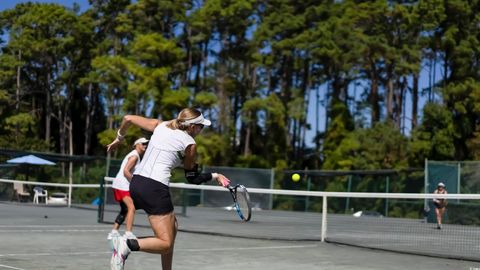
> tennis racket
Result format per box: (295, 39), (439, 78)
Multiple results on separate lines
(227, 184), (252, 222)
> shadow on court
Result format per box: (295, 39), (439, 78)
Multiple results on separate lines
(0, 202), (478, 270)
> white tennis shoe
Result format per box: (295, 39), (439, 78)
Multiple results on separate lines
(107, 231), (121, 252)
(110, 235), (131, 270)
(124, 231), (137, 239)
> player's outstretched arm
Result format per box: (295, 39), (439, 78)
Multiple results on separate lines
(107, 115), (160, 152)
(183, 144), (230, 187)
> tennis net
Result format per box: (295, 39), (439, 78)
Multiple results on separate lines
(99, 176), (480, 261)
(0, 178), (101, 207)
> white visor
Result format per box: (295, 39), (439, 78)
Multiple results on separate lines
(133, 137), (149, 146)
(183, 113), (211, 126)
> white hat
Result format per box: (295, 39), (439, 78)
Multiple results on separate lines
(183, 113), (211, 126)
(133, 137), (149, 146)
(437, 182), (445, 187)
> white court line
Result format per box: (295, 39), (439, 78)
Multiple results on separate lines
(0, 229), (107, 233)
(0, 244), (318, 258)
(0, 264), (26, 270)
(179, 244), (319, 252)
(0, 225), (109, 228)
(0, 251), (110, 257)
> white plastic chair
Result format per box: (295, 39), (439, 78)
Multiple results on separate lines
(33, 186), (48, 204)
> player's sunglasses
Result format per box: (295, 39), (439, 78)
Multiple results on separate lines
(195, 124), (204, 130)
(142, 143), (148, 146)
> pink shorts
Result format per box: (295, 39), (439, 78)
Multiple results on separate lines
(113, 188), (131, 202)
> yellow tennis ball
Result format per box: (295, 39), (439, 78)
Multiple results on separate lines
(292, 173), (300, 182)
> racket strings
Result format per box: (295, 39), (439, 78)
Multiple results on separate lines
(236, 187), (251, 220)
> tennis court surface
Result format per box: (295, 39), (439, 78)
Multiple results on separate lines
(0, 202), (479, 270)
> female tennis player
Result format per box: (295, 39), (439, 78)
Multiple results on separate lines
(106, 108), (230, 270)
(433, 182), (448, 229)
(107, 137), (148, 245)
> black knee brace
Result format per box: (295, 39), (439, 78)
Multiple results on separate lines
(115, 214), (125, 225)
(127, 239), (140, 251)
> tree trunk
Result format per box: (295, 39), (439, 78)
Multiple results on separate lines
(45, 72), (52, 143)
(83, 83), (95, 175)
(184, 24), (192, 86)
(84, 83), (94, 155)
(412, 73), (419, 129)
(202, 39), (209, 89)
(68, 118), (73, 207)
(15, 50), (21, 137)
(243, 111), (251, 156)
(395, 77), (406, 130)
(194, 48), (202, 94)
(387, 78), (393, 121)
(282, 55), (293, 155)
(369, 62), (380, 124)
(216, 34), (230, 134)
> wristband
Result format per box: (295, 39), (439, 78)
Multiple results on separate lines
(212, 173), (219, 180)
(117, 129), (125, 141)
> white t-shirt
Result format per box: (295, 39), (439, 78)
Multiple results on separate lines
(112, 150), (141, 191)
(134, 121), (196, 186)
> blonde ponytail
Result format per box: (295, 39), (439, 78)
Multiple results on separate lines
(166, 108), (201, 130)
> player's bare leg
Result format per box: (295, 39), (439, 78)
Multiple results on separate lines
(138, 212), (177, 254)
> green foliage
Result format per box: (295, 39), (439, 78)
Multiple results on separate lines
(287, 89), (306, 121)
(324, 121), (409, 170)
(0, 134), (51, 151)
(97, 129), (116, 149)
(3, 113), (35, 133)
(96, 127), (146, 158)
(0, 90), (11, 115)
(409, 103), (456, 165)
(194, 91), (218, 108)
(234, 154), (270, 168)
(161, 87), (191, 119)
(323, 102), (355, 169)
(195, 133), (230, 166)
(2, 0), (480, 174)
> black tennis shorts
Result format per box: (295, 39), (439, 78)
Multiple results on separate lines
(434, 201), (446, 209)
(129, 174), (174, 215)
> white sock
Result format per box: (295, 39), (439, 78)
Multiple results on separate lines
(111, 229), (119, 234)
(125, 231), (134, 237)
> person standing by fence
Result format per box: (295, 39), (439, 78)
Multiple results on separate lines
(433, 182), (448, 229)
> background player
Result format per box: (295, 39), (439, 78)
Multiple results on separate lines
(107, 137), (148, 245)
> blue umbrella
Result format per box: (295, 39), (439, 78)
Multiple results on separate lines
(7, 155), (56, 180)
(7, 155), (56, 166)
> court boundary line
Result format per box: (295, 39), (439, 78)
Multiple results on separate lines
(0, 244), (317, 258)
(0, 264), (27, 270)
(0, 229), (107, 233)
(326, 239), (480, 263)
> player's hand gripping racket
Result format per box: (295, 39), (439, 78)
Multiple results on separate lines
(227, 184), (252, 222)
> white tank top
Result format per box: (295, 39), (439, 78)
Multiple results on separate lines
(134, 121), (196, 186)
(112, 150), (141, 191)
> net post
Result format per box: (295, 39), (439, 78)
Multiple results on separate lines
(321, 195), (327, 242)
(424, 158), (428, 213)
(385, 176), (390, 217)
(68, 161), (73, 208)
(457, 162), (461, 203)
(305, 175), (311, 211)
(269, 168), (274, 210)
(345, 175), (352, 213)
(97, 176), (105, 223)
(181, 187), (188, 216)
